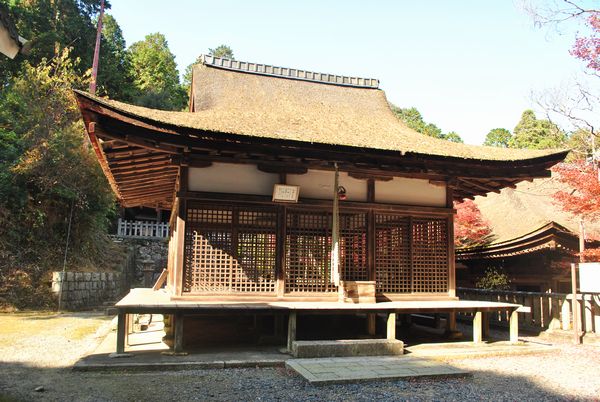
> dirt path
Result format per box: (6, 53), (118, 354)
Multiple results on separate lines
(0, 313), (599, 401)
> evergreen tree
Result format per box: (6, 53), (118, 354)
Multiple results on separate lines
(128, 33), (186, 110)
(183, 45), (236, 90)
(391, 105), (464, 143)
(510, 110), (566, 150)
(484, 128), (512, 147)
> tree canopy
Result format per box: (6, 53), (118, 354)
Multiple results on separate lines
(183, 44), (236, 91)
(128, 33), (186, 110)
(454, 199), (493, 248)
(510, 110), (566, 149)
(391, 106), (463, 143)
(483, 128), (512, 148)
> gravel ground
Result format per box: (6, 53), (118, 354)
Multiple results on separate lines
(0, 312), (599, 402)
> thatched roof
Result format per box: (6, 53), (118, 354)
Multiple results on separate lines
(457, 174), (600, 259)
(475, 175), (600, 243)
(74, 55), (569, 209)
(76, 56), (566, 162)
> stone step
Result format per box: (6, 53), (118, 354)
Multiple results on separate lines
(291, 339), (404, 358)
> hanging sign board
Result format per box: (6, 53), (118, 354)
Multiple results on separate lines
(579, 263), (600, 293)
(272, 184), (300, 203)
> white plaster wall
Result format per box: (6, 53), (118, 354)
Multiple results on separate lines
(375, 177), (446, 207)
(188, 163), (278, 196)
(287, 170), (367, 201)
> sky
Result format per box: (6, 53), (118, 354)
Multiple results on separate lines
(109, 0), (588, 145)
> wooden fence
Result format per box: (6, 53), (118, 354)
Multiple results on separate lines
(117, 219), (169, 239)
(458, 287), (600, 335)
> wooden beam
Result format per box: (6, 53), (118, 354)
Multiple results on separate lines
(113, 166), (179, 180)
(257, 163), (308, 175)
(116, 179), (176, 191)
(116, 172), (178, 185)
(349, 172), (393, 181)
(110, 158), (173, 172)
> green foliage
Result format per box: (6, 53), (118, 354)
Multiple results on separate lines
(208, 44), (235, 59)
(475, 267), (511, 290)
(0, 49), (115, 308)
(566, 128), (595, 161)
(391, 105), (464, 142)
(183, 44), (236, 92)
(95, 14), (133, 100)
(484, 128), (512, 147)
(444, 131), (463, 143)
(0, 0), (107, 88)
(510, 110), (566, 150)
(128, 33), (186, 110)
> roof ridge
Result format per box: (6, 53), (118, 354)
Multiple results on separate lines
(199, 54), (379, 89)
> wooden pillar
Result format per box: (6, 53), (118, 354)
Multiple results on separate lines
(126, 313), (133, 346)
(116, 311), (126, 354)
(367, 314), (377, 336)
(548, 296), (561, 330)
(473, 311), (483, 344)
(276, 206), (286, 297)
(287, 312), (297, 352)
(447, 312), (457, 331)
(174, 312), (184, 353)
(174, 167), (188, 297)
(367, 180), (375, 283)
(561, 296), (571, 330)
(482, 312), (489, 339)
(446, 185), (456, 298)
(571, 263), (581, 344)
(387, 313), (396, 340)
(509, 309), (519, 343)
(584, 294), (593, 333)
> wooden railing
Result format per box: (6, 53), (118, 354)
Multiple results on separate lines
(116, 218), (169, 239)
(458, 287), (600, 334)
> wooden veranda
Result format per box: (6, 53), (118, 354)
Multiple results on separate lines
(116, 289), (522, 354)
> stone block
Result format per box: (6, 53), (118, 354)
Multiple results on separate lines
(84, 272), (92, 281)
(66, 272), (75, 281)
(52, 272), (64, 282)
(292, 339), (404, 358)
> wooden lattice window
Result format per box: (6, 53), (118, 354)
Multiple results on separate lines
(375, 214), (448, 294)
(375, 214), (411, 293)
(284, 210), (367, 293)
(184, 204), (277, 293)
(340, 213), (368, 281)
(285, 210), (335, 293)
(412, 218), (448, 293)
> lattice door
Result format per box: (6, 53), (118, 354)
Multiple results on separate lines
(375, 214), (448, 294)
(285, 210), (334, 293)
(284, 210), (367, 293)
(412, 218), (448, 293)
(340, 212), (368, 281)
(184, 204), (277, 293)
(375, 214), (411, 293)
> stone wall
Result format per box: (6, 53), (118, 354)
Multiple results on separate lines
(51, 272), (124, 310)
(131, 238), (169, 282)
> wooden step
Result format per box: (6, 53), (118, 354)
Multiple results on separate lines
(291, 339), (404, 358)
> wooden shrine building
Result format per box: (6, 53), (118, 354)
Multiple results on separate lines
(75, 55), (568, 354)
(457, 177), (600, 293)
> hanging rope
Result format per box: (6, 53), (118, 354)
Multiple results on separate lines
(330, 163), (340, 286)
